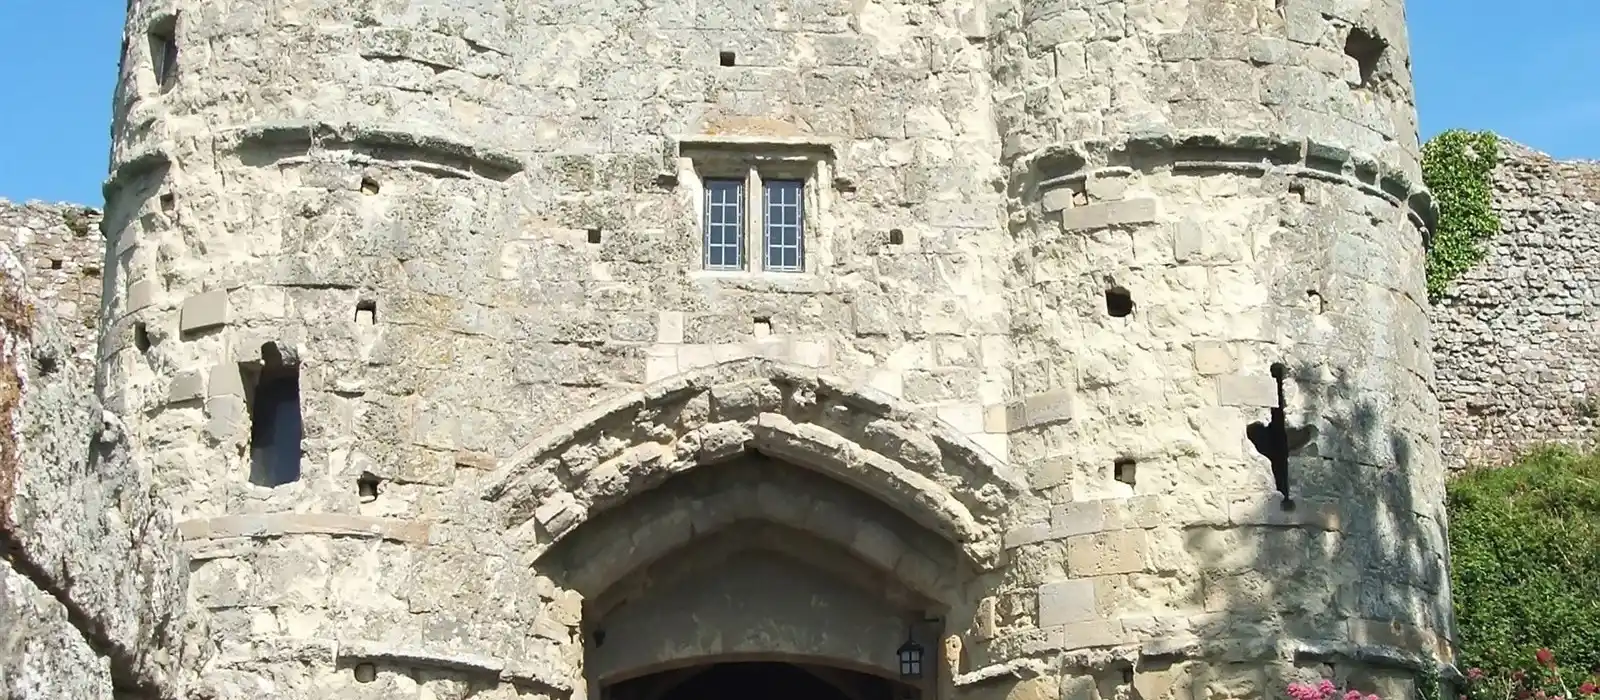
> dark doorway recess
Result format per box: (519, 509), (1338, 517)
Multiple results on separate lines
(607, 661), (913, 700)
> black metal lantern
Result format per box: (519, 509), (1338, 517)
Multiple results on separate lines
(896, 635), (925, 680)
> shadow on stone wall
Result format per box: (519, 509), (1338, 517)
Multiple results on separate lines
(1157, 361), (1449, 700)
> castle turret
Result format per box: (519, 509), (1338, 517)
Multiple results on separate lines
(100, 1), (1451, 698)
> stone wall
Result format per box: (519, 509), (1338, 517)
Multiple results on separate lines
(1431, 142), (1600, 469)
(0, 201), (105, 364)
(81, 0), (1454, 698)
(0, 206), (193, 698)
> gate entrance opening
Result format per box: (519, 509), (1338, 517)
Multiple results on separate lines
(604, 661), (919, 700)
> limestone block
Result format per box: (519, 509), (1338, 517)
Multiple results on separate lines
(202, 396), (248, 445)
(1041, 186), (1080, 213)
(179, 288), (229, 333)
(126, 278), (156, 312)
(1061, 198), (1160, 231)
(645, 345), (679, 383)
(1038, 578), (1098, 626)
(1192, 341), (1235, 375)
(1217, 374), (1277, 407)
(656, 311), (684, 344)
(208, 364), (245, 397)
(167, 369), (205, 403)
(983, 403), (1008, 432)
(1051, 501), (1106, 538)
(1067, 529), (1147, 577)
(1006, 390), (1074, 429)
(1004, 522), (1050, 549)
(1054, 619), (1128, 651)
(1087, 168), (1135, 201)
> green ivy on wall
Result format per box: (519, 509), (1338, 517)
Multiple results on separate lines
(1422, 129), (1502, 301)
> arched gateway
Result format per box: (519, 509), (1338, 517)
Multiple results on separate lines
(481, 360), (1028, 700)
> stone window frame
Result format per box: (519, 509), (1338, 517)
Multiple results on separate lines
(677, 136), (834, 278)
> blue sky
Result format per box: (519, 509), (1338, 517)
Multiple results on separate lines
(1, 1), (1596, 206)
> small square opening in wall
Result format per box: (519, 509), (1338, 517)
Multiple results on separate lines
(719, 51), (736, 67)
(49, 259), (62, 270)
(888, 228), (904, 245)
(360, 176), (380, 195)
(355, 299), (377, 325)
(1105, 286), (1134, 317)
(753, 316), (773, 338)
(159, 192), (176, 213)
(133, 322), (151, 352)
(1306, 289), (1325, 314)
(357, 472), (381, 502)
(1113, 458), (1137, 486)
(587, 227), (603, 244)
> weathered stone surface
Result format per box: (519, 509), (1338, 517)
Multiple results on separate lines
(2, 0), (1475, 695)
(1431, 140), (1600, 468)
(0, 566), (113, 700)
(0, 206), (193, 698)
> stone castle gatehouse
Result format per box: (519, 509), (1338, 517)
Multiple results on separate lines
(2, 1), (1458, 699)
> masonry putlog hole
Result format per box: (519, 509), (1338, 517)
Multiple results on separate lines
(355, 299), (377, 325)
(1113, 458), (1137, 487)
(1245, 362), (1318, 509)
(357, 472), (382, 502)
(1105, 284), (1134, 318)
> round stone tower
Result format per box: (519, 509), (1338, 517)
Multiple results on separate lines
(100, 0), (1451, 699)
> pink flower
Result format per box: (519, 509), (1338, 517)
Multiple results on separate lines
(1320, 681), (1338, 698)
(1345, 690), (1364, 700)
(1288, 683), (1323, 700)
(1537, 648), (1556, 668)
(1469, 668), (1487, 682)
(1579, 683), (1598, 697)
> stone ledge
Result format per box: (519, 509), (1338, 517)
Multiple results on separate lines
(218, 120), (524, 181)
(979, 619), (1451, 672)
(1024, 130), (1437, 232)
(952, 658), (1053, 687)
(336, 639), (573, 691)
(101, 145), (173, 216)
(176, 513), (431, 544)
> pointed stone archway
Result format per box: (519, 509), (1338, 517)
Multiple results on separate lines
(482, 359), (1027, 570)
(480, 359), (1029, 700)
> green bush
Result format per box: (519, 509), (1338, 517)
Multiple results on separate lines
(1448, 446), (1600, 681)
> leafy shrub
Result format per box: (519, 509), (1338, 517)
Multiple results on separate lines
(1448, 446), (1600, 682)
(1422, 129), (1501, 301)
(1463, 648), (1599, 700)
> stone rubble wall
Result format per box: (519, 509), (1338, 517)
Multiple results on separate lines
(0, 201), (104, 366)
(0, 203), (193, 698)
(1430, 142), (1600, 469)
